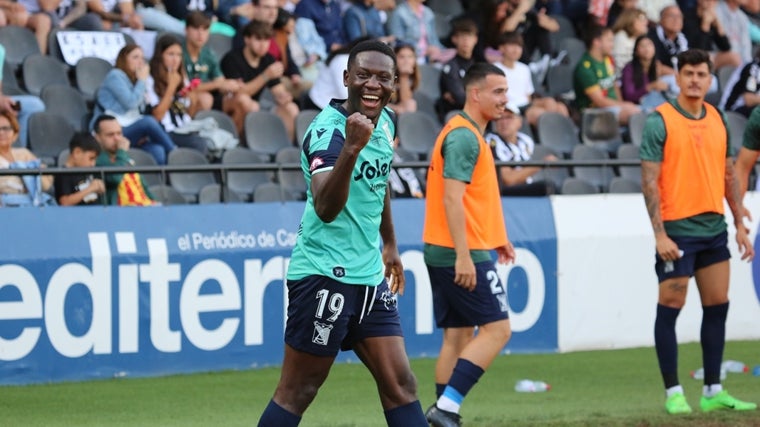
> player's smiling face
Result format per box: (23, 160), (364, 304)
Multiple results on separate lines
(343, 51), (396, 123)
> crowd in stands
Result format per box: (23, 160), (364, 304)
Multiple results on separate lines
(2, 0), (760, 206)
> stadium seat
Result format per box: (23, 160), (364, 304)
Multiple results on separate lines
(295, 109), (320, 147)
(149, 184), (188, 205)
(75, 57), (112, 104)
(427, 0), (463, 17)
(549, 14), (578, 49)
(725, 111), (747, 154)
(221, 146), (272, 201)
(244, 110), (291, 161)
(207, 33), (233, 61)
(21, 55), (69, 97)
(413, 91), (439, 123)
(127, 148), (163, 188)
(417, 64), (441, 101)
(560, 177), (599, 195)
(28, 112), (76, 166)
(536, 112), (579, 158)
(57, 148), (70, 167)
(580, 108), (623, 156)
(275, 146), (306, 200)
(195, 109), (240, 138)
(627, 111), (647, 146)
(0, 26), (41, 72)
(443, 109), (461, 124)
(41, 84), (89, 132)
(530, 144), (568, 190)
(2, 60), (26, 95)
(608, 177), (642, 193)
(616, 144), (641, 183)
(198, 183), (243, 204)
(167, 148), (218, 203)
(398, 111), (441, 160)
(433, 13), (451, 41)
(571, 144), (614, 192)
(717, 64), (737, 95)
(253, 182), (294, 203)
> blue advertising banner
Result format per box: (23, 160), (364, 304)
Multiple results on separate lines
(0, 198), (557, 385)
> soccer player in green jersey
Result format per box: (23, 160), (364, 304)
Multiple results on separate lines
(257, 39), (428, 427)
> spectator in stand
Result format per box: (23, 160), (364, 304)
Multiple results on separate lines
(606, 0), (640, 28)
(294, 0), (346, 52)
(43, 0), (103, 30)
(0, 0), (52, 53)
(0, 110), (53, 206)
(639, 0), (678, 22)
(93, 44), (178, 165)
(93, 114), (157, 206)
(146, 34), (211, 155)
(55, 132), (105, 206)
(719, 50), (760, 117)
(161, 0), (237, 35)
(588, 0), (614, 26)
(228, 0), (279, 30)
(387, 0), (452, 64)
(574, 23), (641, 125)
(0, 45), (45, 149)
(291, 15), (327, 84)
(87, 0), (144, 30)
(621, 35), (670, 110)
(493, 31), (569, 127)
(183, 12), (245, 114)
(436, 18), (478, 122)
(272, 8), (308, 100)
(649, 5), (688, 74)
(715, 0), (757, 65)
(682, 0), (740, 70)
(388, 42), (419, 115)
(611, 8), (650, 76)
(302, 38), (360, 110)
(486, 104), (557, 196)
(343, 0), (394, 43)
(221, 19), (300, 141)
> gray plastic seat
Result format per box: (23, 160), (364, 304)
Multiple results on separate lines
(275, 146), (306, 200)
(398, 111), (441, 160)
(295, 109), (320, 147)
(207, 33), (233, 61)
(253, 182), (301, 203)
(195, 108), (239, 138)
(608, 177), (642, 193)
(198, 183), (243, 204)
(627, 111), (647, 146)
(149, 184), (188, 205)
(0, 26), (41, 71)
(581, 108), (623, 155)
(167, 148), (217, 203)
(561, 177), (600, 195)
(616, 144), (641, 183)
(725, 111), (748, 154)
(417, 64), (441, 101)
(75, 57), (112, 103)
(21, 55), (69, 97)
(571, 144), (614, 192)
(127, 148), (163, 187)
(244, 110), (291, 160)
(536, 112), (579, 158)
(41, 84), (89, 131)
(530, 144), (568, 190)
(28, 112), (75, 166)
(221, 146), (272, 201)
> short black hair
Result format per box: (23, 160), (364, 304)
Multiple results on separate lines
(582, 22), (611, 49)
(69, 132), (101, 155)
(93, 114), (118, 133)
(243, 19), (273, 39)
(497, 31), (523, 47)
(450, 17), (478, 37)
(676, 49), (713, 73)
(273, 7), (292, 30)
(347, 39), (397, 72)
(463, 62), (505, 90)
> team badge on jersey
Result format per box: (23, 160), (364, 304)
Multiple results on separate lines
(333, 266), (345, 277)
(312, 321), (333, 346)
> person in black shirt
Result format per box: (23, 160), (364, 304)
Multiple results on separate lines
(55, 132), (105, 206)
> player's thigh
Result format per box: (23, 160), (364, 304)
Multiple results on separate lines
(658, 276), (691, 307)
(277, 343), (336, 392)
(353, 336), (418, 404)
(694, 260), (730, 305)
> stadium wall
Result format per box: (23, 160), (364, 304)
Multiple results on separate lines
(0, 195), (758, 385)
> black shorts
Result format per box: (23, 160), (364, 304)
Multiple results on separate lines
(426, 261), (510, 328)
(284, 275), (403, 357)
(654, 231), (731, 283)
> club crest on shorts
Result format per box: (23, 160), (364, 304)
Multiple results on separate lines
(312, 321), (333, 346)
(379, 288), (397, 311)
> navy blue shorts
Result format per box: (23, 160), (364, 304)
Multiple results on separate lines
(284, 275), (403, 357)
(426, 261), (510, 328)
(654, 231), (730, 283)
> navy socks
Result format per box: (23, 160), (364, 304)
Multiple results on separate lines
(655, 304), (681, 388)
(701, 302), (729, 385)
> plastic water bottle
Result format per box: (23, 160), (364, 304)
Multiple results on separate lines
(722, 360), (749, 373)
(691, 367), (726, 380)
(514, 379), (551, 392)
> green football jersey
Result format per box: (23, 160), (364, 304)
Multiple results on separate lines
(287, 100), (397, 285)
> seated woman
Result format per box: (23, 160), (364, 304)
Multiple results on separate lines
(388, 43), (419, 115)
(93, 44), (177, 165)
(0, 110), (53, 206)
(620, 35), (669, 111)
(146, 34), (211, 156)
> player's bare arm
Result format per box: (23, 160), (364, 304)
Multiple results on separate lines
(312, 112), (374, 223)
(724, 158), (755, 260)
(642, 160), (681, 261)
(496, 241), (516, 265)
(442, 177), (476, 291)
(734, 147), (760, 202)
(380, 187), (405, 294)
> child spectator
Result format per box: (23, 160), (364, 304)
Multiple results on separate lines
(55, 132), (105, 206)
(436, 18), (478, 121)
(494, 31), (569, 127)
